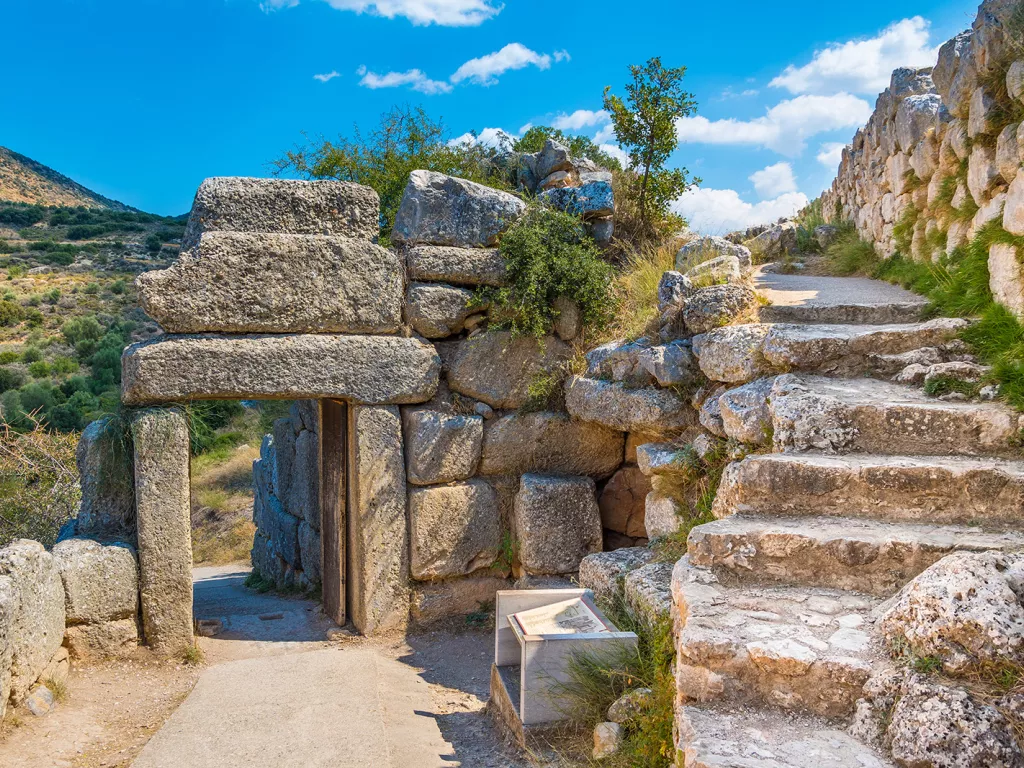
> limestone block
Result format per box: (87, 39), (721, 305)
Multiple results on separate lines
(122, 334), (441, 406)
(392, 170), (526, 247)
(657, 270), (693, 311)
(0, 541), (65, 705)
(676, 236), (751, 272)
(552, 296), (582, 341)
(514, 474), (602, 576)
(1008, 59), (1024, 102)
(578, 548), (655, 605)
(598, 466), (652, 538)
(637, 341), (695, 388)
(625, 431), (663, 464)
(973, 191), (1007, 229)
(624, 562), (673, 625)
(132, 409), (193, 656)
(1004, 173), (1024, 235)
(410, 574), (511, 624)
(684, 255), (741, 285)
(405, 245), (508, 287)
(535, 138), (573, 179)
(403, 409), (482, 485)
(990, 243), (1024, 318)
(137, 233), (403, 334)
(180, 177), (380, 249)
(967, 143), (1001, 207)
(643, 493), (684, 539)
(947, 38), (979, 119)
(478, 411), (623, 478)
(718, 377), (776, 445)
(52, 538), (137, 624)
(968, 87), (998, 138)
(895, 94), (941, 152)
(75, 417), (135, 541)
(405, 282), (478, 339)
(63, 618), (139, 660)
(564, 376), (694, 433)
(539, 180), (614, 219)
(289, 428), (320, 530)
(297, 521), (321, 584)
(691, 324), (772, 383)
(586, 339), (655, 386)
(446, 331), (571, 409)
(348, 405), (409, 634)
(997, 122), (1021, 183)
(409, 480), (501, 580)
(682, 284), (759, 335)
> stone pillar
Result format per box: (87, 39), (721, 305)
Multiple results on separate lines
(347, 405), (409, 634)
(132, 408), (194, 656)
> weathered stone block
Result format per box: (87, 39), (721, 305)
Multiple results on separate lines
(348, 405), (409, 634)
(392, 170), (526, 247)
(691, 324), (772, 383)
(409, 480), (501, 580)
(52, 538), (137, 624)
(405, 245), (508, 287)
(643, 493), (684, 539)
(403, 409), (483, 485)
(447, 332), (571, 409)
(75, 417), (135, 541)
(405, 282), (478, 339)
(122, 334), (440, 406)
(411, 575), (511, 624)
(538, 179), (614, 219)
(478, 411), (624, 478)
(181, 177), (380, 249)
(682, 284), (759, 335)
(564, 376), (694, 433)
(578, 548), (655, 605)
(514, 474), (602, 576)
(132, 409), (194, 656)
(63, 618), (139, 660)
(598, 467), (651, 538)
(138, 232), (403, 334)
(298, 521), (321, 584)
(990, 243), (1024, 318)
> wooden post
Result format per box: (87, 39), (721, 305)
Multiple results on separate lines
(320, 399), (347, 625)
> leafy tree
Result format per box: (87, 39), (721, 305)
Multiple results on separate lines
(603, 57), (699, 236)
(0, 367), (25, 394)
(274, 105), (510, 244)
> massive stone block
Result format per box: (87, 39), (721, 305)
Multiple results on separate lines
(447, 332), (572, 409)
(404, 282), (479, 339)
(0, 540), (65, 707)
(989, 243), (1024, 318)
(405, 245), (508, 287)
(408, 480), (501, 580)
(181, 177), (380, 249)
(402, 409), (483, 485)
(137, 232), (403, 334)
(478, 411), (624, 478)
(514, 474), (602, 576)
(132, 409), (194, 656)
(121, 334), (440, 406)
(564, 376), (695, 433)
(75, 417), (135, 541)
(392, 170), (526, 247)
(52, 538), (138, 624)
(348, 406), (409, 634)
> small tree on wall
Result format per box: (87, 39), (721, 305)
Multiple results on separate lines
(603, 57), (699, 240)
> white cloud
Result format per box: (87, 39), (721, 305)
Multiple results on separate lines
(593, 123), (616, 144)
(448, 127), (516, 149)
(356, 65), (452, 94)
(553, 50), (571, 63)
(313, 70), (340, 83)
(749, 162), (797, 198)
(450, 43), (552, 86)
(720, 86), (760, 100)
(817, 141), (848, 168)
(261, 0), (503, 26)
(672, 188), (809, 235)
(599, 143), (629, 167)
(551, 109), (609, 132)
(675, 93), (872, 155)
(770, 17), (937, 96)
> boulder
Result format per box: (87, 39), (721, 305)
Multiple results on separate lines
(75, 417), (135, 541)
(746, 222), (798, 259)
(539, 180), (614, 219)
(1009, 59), (1024, 103)
(578, 548), (655, 605)
(586, 339), (655, 386)
(52, 538), (137, 624)
(682, 284), (759, 334)
(535, 138), (574, 180)
(896, 94), (942, 152)
(598, 467), (652, 538)
(593, 722), (623, 759)
(405, 245), (508, 287)
(552, 296), (582, 341)
(878, 551), (1024, 673)
(717, 377), (776, 445)
(968, 86), (998, 138)
(698, 389), (727, 437)
(402, 409), (483, 486)
(933, 31), (973, 109)
(643, 493), (684, 539)
(990, 243), (1024, 318)
(514, 474), (602, 576)
(607, 688), (654, 724)
(122, 334), (441, 406)
(298, 521), (321, 584)
(684, 255), (742, 286)
(404, 282), (478, 339)
(180, 177), (380, 249)
(814, 225), (840, 250)
(676, 236), (751, 272)
(478, 411), (623, 478)
(967, 144), (1001, 207)
(637, 341), (696, 387)
(657, 270), (694, 312)
(446, 332), (571, 409)
(564, 376), (694, 433)
(392, 170), (526, 247)
(137, 232), (403, 334)
(996, 122), (1021, 184)
(63, 618), (139, 660)
(0, 541), (65, 706)
(691, 324), (772, 383)
(624, 562), (673, 625)
(1005, 173), (1024, 236)
(635, 443), (688, 476)
(408, 480), (501, 580)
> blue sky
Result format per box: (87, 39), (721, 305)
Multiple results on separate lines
(4, 0), (980, 231)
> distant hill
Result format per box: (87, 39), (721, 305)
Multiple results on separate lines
(0, 146), (134, 211)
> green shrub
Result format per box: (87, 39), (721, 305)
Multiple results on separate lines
(62, 315), (104, 349)
(83, 282), (100, 295)
(0, 351), (19, 364)
(45, 288), (61, 304)
(21, 346), (43, 364)
(51, 356), (78, 375)
(481, 204), (615, 337)
(110, 279), (127, 295)
(0, 367), (25, 394)
(28, 360), (51, 378)
(0, 300), (23, 327)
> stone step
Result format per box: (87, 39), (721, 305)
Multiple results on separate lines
(713, 452), (1024, 527)
(758, 301), (927, 325)
(677, 704), (894, 768)
(770, 375), (1024, 457)
(692, 318), (967, 384)
(672, 557), (882, 718)
(688, 514), (1024, 597)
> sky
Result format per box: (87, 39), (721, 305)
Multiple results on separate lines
(2, 0), (982, 232)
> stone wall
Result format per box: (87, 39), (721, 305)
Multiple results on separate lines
(822, 0), (1024, 314)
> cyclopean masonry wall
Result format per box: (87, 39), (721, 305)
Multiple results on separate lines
(822, 0), (1024, 316)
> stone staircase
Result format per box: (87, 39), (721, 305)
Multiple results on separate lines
(670, 298), (1024, 765)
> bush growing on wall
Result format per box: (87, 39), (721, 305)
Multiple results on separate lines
(481, 204), (616, 338)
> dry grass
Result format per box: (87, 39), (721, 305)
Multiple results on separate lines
(602, 243), (676, 343)
(190, 443), (259, 565)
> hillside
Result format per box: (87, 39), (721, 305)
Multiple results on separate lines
(0, 146), (134, 211)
